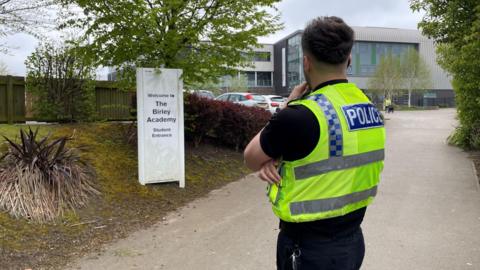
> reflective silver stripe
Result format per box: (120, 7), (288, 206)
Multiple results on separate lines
(290, 186), (378, 215)
(294, 149), (384, 180)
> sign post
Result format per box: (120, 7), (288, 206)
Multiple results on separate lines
(136, 68), (185, 187)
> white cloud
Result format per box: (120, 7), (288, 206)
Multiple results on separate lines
(0, 34), (39, 76)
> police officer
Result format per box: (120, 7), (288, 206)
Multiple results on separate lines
(244, 17), (385, 270)
(385, 97), (393, 113)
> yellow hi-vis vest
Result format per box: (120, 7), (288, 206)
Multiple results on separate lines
(267, 83), (385, 223)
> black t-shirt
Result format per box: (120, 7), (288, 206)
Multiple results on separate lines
(259, 79), (366, 239)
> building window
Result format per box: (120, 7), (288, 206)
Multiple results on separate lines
(350, 41), (418, 77)
(219, 75), (232, 88)
(254, 52), (271, 62)
(240, 52), (253, 62)
(242, 71), (256, 87)
(287, 34), (304, 90)
(240, 51), (271, 62)
(257, 72), (272, 87)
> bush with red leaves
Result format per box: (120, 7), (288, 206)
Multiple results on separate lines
(184, 94), (224, 147)
(184, 94), (271, 150)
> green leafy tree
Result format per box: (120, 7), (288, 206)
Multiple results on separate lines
(230, 74), (249, 92)
(411, 0), (480, 149)
(367, 53), (403, 102)
(187, 79), (221, 95)
(25, 42), (96, 122)
(401, 48), (432, 107)
(58, 0), (282, 87)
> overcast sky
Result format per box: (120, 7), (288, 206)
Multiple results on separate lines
(0, 0), (424, 77)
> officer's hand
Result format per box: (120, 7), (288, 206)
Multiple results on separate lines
(258, 160), (281, 184)
(288, 82), (309, 100)
(281, 82), (309, 110)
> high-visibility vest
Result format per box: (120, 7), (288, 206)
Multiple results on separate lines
(385, 98), (392, 107)
(267, 83), (385, 223)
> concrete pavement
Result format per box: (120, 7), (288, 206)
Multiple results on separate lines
(362, 109), (480, 270)
(68, 109), (480, 270)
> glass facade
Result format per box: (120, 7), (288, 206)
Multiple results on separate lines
(287, 34), (304, 89)
(349, 42), (417, 76)
(220, 71), (272, 88)
(218, 75), (232, 88)
(244, 71), (256, 87)
(254, 52), (271, 62)
(257, 72), (272, 87)
(282, 38), (418, 91)
(240, 51), (271, 62)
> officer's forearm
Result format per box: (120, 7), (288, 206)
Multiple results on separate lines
(244, 132), (272, 171)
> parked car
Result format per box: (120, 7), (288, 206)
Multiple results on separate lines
(215, 93), (268, 109)
(187, 89), (215, 99)
(264, 95), (287, 114)
(250, 94), (269, 110)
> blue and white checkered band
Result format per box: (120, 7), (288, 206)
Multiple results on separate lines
(308, 94), (343, 157)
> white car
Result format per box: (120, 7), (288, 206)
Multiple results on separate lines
(264, 95), (287, 114)
(215, 93), (268, 109)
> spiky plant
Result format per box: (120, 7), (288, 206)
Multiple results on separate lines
(0, 128), (99, 223)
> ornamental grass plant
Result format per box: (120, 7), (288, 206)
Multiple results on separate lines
(0, 128), (99, 223)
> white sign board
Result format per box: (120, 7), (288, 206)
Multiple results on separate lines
(136, 68), (185, 187)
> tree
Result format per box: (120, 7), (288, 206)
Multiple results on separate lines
(0, 60), (8, 75)
(0, 0), (54, 52)
(411, 0), (480, 149)
(58, 0), (282, 87)
(400, 48), (432, 107)
(367, 53), (403, 102)
(187, 79), (221, 95)
(230, 74), (249, 92)
(25, 42), (96, 122)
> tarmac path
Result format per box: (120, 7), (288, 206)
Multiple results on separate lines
(68, 109), (480, 270)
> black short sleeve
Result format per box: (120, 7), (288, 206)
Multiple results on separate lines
(260, 105), (320, 161)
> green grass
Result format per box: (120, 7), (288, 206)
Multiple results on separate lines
(0, 123), (249, 269)
(0, 124), (52, 138)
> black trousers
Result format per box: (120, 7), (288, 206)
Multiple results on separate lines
(276, 227), (365, 270)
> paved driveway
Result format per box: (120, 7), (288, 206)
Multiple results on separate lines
(362, 109), (480, 270)
(68, 109), (480, 270)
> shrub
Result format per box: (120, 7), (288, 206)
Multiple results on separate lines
(448, 123), (480, 150)
(240, 105), (273, 147)
(183, 95), (271, 150)
(25, 42), (96, 122)
(184, 94), (224, 147)
(126, 94), (271, 151)
(0, 128), (99, 223)
(214, 101), (271, 151)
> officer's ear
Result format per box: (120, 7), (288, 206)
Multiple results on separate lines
(303, 55), (312, 73)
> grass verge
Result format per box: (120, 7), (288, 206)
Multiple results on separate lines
(0, 123), (250, 269)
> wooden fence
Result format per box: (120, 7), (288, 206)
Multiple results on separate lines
(1, 76), (136, 123)
(0, 76), (26, 124)
(95, 81), (136, 121)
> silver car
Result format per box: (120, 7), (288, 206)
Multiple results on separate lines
(215, 93), (268, 109)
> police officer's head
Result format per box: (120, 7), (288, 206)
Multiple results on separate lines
(302, 16), (354, 87)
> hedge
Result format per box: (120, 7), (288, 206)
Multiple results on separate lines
(184, 94), (271, 150)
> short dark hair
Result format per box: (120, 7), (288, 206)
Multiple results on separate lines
(301, 16), (354, 65)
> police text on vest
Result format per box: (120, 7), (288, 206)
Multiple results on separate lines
(341, 103), (384, 131)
